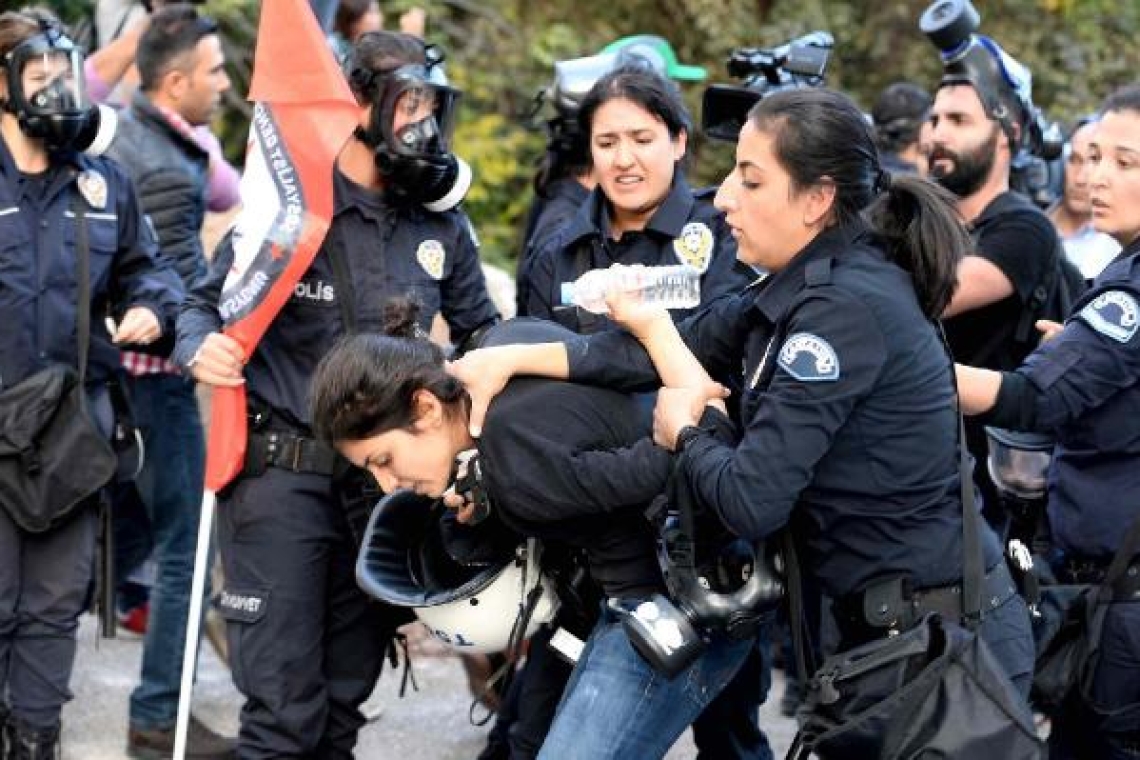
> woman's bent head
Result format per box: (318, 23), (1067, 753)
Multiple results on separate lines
(310, 301), (472, 496)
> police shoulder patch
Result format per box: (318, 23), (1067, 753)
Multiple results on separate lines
(416, 239), (446, 280)
(1077, 290), (1139, 344)
(672, 221), (714, 273)
(777, 332), (840, 382)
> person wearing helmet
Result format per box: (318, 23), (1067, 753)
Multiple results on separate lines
(173, 30), (499, 759)
(0, 7), (182, 757)
(956, 83), (1140, 760)
(310, 303), (758, 760)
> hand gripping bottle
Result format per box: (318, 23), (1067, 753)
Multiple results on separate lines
(559, 264), (701, 314)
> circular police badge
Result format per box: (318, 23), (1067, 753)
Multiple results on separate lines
(777, 332), (840, 382)
(77, 170), (108, 210)
(1078, 290), (1139, 344)
(415, 239), (446, 280)
(672, 222), (714, 273)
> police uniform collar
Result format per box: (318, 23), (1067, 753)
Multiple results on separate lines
(333, 164), (394, 221)
(561, 173), (696, 245)
(749, 219), (870, 323)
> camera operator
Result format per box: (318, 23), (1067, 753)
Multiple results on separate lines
(174, 31), (499, 758)
(926, 29), (1068, 534)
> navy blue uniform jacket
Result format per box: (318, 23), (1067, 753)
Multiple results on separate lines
(565, 221), (1000, 598)
(986, 236), (1140, 559)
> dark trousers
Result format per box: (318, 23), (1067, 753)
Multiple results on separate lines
(217, 467), (392, 759)
(0, 503), (97, 729)
(1049, 600), (1140, 759)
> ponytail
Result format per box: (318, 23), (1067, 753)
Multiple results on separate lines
(866, 173), (968, 319)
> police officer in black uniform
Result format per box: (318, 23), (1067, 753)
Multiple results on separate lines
(957, 84), (1140, 760)
(522, 65), (750, 333)
(174, 31), (498, 759)
(0, 9), (181, 757)
(453, 88), (1037, 700)
(512, 63), (768, 760)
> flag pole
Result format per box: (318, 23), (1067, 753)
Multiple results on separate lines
(173, 489), (218, 760)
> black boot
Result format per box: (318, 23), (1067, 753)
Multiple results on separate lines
(9, 720), (59, 760)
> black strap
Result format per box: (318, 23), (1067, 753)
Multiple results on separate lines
(939, 323), (985, 627)
(1099, 513), (1140, 605)
(325, 241), (358, 334)
(73, 192), (92, 384)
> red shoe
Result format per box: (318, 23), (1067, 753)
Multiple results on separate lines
(118, 603), (150, 636)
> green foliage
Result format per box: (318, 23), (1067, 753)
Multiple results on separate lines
(57, 0), (1139, 268)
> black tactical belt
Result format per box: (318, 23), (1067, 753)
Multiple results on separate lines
(1061, 556), (1140, 601)
(246, 431), (338, 476)
(835, 562), (1018, 641)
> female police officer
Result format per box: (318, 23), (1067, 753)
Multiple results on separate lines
(452, 88), (1037, 697)
(0, 8), (181, 756)
(957, 84), (1140, 760)
(521, 63), (750, 333)
(174, 31), (499, 759)
(309, 304), (753, 760)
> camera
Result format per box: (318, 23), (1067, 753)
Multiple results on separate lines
(619, 479), (784, 678)
(921, 0), (1063, 207)
(702, 31), (834, 142)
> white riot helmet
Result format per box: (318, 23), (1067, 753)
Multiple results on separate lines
(356, 489), (559, 654)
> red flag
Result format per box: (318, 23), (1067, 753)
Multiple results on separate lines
(204, 0), (359, 491)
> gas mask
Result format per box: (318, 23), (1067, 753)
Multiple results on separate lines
(1, 24), (117, 155)
(354, 61), (470, 212)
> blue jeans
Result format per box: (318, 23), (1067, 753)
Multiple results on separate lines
(125, 374), (206, 730)
(538, 599), (753, 760)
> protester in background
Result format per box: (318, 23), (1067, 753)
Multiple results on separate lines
(1048, 117), (1120, 282)
(104, 5), (236, 757)
(871, 81), (932, 175)
(0, 8), (181, 757)
(956, 83), (1140, 760)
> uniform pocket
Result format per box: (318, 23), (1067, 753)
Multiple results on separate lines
(214, 586), (270, 695)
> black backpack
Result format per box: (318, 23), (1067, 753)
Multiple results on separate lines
(1014, 252), (1087, 344)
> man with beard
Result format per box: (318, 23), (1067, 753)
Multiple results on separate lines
(927, 39), (1064, 534)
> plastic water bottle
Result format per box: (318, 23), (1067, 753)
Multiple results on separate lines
(559, 265), (701, 314)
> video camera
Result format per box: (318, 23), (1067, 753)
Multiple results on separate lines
(702, 31), (834, 142)
(920, 0), (1063, 207)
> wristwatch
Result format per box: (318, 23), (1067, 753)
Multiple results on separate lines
(674, 425), (706, 454)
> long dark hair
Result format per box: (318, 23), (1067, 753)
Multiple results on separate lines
(748, 88), (969, 318)
(310, 298), (466, 444)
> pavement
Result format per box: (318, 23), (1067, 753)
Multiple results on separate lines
(62, 614), (799, 759)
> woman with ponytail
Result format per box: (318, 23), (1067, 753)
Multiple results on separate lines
(451, 87), (1036, 694)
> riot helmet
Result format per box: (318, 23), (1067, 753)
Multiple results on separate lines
(0, 15), (115, 155)
(356, 489), (559, 654)
(346, 33), (470, 211)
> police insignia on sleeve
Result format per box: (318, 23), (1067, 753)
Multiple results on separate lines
(416, 239), (446, 280)
(777, 332), (840, 382)
(1078, 290), (1139, 344)
(77, 170), (108, 210)
(673, 222), (714, 273)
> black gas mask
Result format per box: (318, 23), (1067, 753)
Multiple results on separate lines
(1, 23), (116, 155)
(352, 58), (470, 212)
